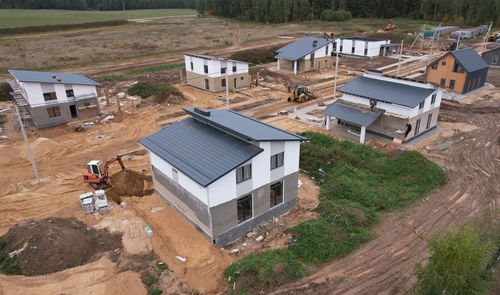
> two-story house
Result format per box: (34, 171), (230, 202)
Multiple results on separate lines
(139, 108), (306, 246)
(275, 37), (335, 74)
(8, 70), (100, 128)
(184, 54), (250, 92)
(425, 48), (489, 94)
(335, 37), (392, 57)
(322, 73), (442, 144)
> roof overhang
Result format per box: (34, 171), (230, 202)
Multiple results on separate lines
(322, 99), (385, 126)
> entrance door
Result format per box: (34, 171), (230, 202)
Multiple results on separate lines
(69, 105), (78, 118)
(310, 52), (315, 68)
(234, 78), (237, 89)
(204, 79), (209, 90)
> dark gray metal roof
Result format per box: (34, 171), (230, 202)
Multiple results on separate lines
(184, 53), (247, 64)
(8, 70), (101, 86)
(450, 48), (489, 72)
(338, 76), (435, 108)
(322, 99), (385, 126)
(139, 117), (263, 187)
(184, 108), (307, 142)
(275, 37), (334, 61)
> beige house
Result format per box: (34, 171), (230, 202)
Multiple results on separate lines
(275, 37), (335, 74)
(184, 54), (250, 92)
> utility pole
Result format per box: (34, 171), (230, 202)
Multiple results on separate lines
(456, 31), (462, 51)
(14, 104), (39, 183)
(333, 49), (339, 100)
(398, 40), (403, 75)
(420, 24), (426, 51)
(122, 0), (125, 11)
(225, 69), (229, 110)
(482, 22), (492, 49)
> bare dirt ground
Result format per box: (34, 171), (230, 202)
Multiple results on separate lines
(271, 87), (500, 295)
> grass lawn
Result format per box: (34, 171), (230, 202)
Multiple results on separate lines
(0, 9), (197, 29)
(225, 132), (446, 294)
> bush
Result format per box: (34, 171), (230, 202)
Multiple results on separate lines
(415, 226), (492, 295)
(320, 10), (352, 22)
(224, 249), (304, 292)
(149, 288), (163, 295)
(141, 270), (159, 286)
(0, 258), (22, 275)
(156, 261), (168, 271)
(0, 82), (10, 101)
(128, 81), (182, 100)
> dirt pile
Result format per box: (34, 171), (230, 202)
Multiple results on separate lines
(0, 217), (122, 276)
(30, 137), (59, 157)
(106, 169), (153, 204)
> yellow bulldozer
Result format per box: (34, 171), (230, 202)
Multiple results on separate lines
(288, 86), (316, 103)
(384, 24), (398, 31)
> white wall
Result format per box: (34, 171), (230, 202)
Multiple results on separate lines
(149, 152), (209, 205)
(336, 39), (390, 57)
(185, 55), (248, 78)
(21, 82), (97, 106)
(304, 42), (333, 59)
(73, 84), (97, 97)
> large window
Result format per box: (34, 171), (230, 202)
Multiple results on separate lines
(270, 152), (284, 169)
(431, 93), (437, 104)
(221, 67), (226, 74)
(449, 79), (455, 90)
(65, 89), (74, 97)
(43, 92), (57, 101)
(426, 113), (433, 129)
(270, 181), (283, 208)
(190, 62), (194, 70)
(419, 101), (425, 109)
(204, 65), (208, 74)
(47, 106), (61, 118)
(440, 78), (446, 86)
(221, 78), (226, 88)
(232, 65), (237, 73)
(452, 62), (464, 73)
(236, 163), (252, 183)
(415, 118), (421, 136)
(237, 195), (252, 223)
(431, 63), (438, 70)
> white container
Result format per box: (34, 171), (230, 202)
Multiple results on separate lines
(79, 192), (94, 204)
(95, 190), (106, 200)
(145, 226), (153, 237)
(82, 197), (95, 214)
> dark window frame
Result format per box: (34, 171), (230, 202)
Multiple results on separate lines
(221, 78), (226, 87)
(204, 65), (208, 74)
(351, 47), (355, 54)
(237, 194), (252, 223)
(415, 118), (421, 136)
(270, 152), (284, 170)
(441, 61), (446, 66)
(426, 113), (433, 129)
(431, 93), (437, 104)
(190, 62), (194, 70)
(232, 65), (237, 73)
(47, 106), (61, 118)
(236, 163), (252, 183)
(43, 92), (57, 101)
(449, 79), (455, 90)
(270, 181), (283, 208)
(419, 100), (425, 109)
(221, 67), (226, 74)
(440, 78), (446, 86)
(431, 63), (438, 70)
(65, 89), (74, 98)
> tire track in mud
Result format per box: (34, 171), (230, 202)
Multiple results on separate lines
(272, 99), (500, 295)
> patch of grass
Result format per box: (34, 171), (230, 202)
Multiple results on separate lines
(0, 257), (22, 275)
(126, 63), (184, 76)
(0, 238), (6, 251)
(149, 288), (163, 295)
(156, 261), (168, 272)
(225, 132), (446, 292)
(145, 252), (157, 261)
(128, 81), (182, 101)
(98, 75), (126, 81)
(141, 270), (159, 286)
(224, 249), (304, 292)
(0, 82), (10, 101)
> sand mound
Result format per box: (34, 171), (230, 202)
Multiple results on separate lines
(30, 137), (59, 157)
(0, 217), (122, 276)
(106, 170), (153, 204)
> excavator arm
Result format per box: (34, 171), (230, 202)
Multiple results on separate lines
(102, 155), (126, 180)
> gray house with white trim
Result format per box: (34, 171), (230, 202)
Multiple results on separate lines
(139, 108), (306, 246)
(8, 70), (100, 128)
(275, 37), (335, 74)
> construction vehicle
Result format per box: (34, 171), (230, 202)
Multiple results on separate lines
(384, 24), (398, 31)
(443, 40), (464, 51)
(323, 32), (334, 39)
(83, 151), (138, 188)
(488, 31), (500, 41)
(287, 86), (316, 103)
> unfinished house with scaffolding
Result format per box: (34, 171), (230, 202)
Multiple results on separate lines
(275, 37), (335, 74)
(322, 73), (442, 144)
(334, 37), (397, 57)
(8, 70), (100, 128)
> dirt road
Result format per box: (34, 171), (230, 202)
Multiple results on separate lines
(271, 97), (500, 294)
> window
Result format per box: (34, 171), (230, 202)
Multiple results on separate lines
(440, 78), (446, 86)
(240, 77), (244, 80)
(190, 62), (194, 70)
(478, 77), (482, 87)
(492, 55), (498, 65)
(431, 93), (437, 104)
(339, 45), (343, 52)
(419, 101), (425, 109)
(43, 92), (57, 101)
(468, 80), (472, 91)
(236, 163), (251, 183)
(204, 65), (208, 74)
(426, 113), (433, 129)
(270, 181), (283, 208)
(431, 63), (438, 70)
(449, 79), (455, 90)
(47, 106), (61, 118)
(221, 78), (226, 87)
(441, 61), (446, 66)
(221, 67), (226, 74)
(415, 118), (421, 136)
(204, 79), (209, 90)
(233, 65), (237, 72)
(237, 195), (252, 223)
(270, 152), (284, 169)
(351, 47), (355, 54)
(65, 89), (74, 97)
(364, 48), (368, 55)
(452, 62), (464, 73)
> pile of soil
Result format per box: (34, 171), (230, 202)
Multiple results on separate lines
(106, 169), (153, 204)
(0, 217), (122, 276)
(30, 137), (59, 157)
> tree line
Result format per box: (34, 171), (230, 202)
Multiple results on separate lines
(195, 0), (500, 25)
(0, 0), (196, 10)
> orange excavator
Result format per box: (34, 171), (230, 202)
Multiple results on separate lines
(83, 151), (136, 188)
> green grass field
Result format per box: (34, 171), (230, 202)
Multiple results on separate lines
(0, 9), (197, 29)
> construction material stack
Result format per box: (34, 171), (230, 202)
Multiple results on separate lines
(95, 190), (109, 214)
(79, 192), (95, 214)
